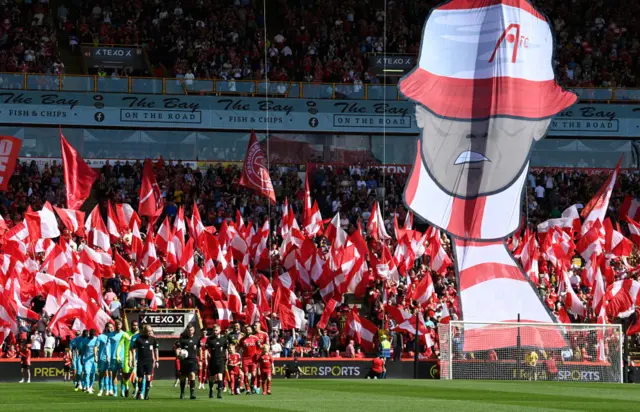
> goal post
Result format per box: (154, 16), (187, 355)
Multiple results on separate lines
(438, 321), (623, 383)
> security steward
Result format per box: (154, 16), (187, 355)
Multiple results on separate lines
(205, 324), (228, 399)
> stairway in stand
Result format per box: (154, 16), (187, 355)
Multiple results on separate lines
(52, 0), (86, 74)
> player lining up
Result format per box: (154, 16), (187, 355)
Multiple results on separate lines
(118, 320), (140, 397)
(198, 330), (209, 389)
(69, 331), (83, 390)
(257, 344), (274, 395)
(227, 345), (243, 395)
(130, 325), (159, 400)
(240, 324), (260, 394)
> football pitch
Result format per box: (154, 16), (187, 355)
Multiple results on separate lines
(1, 379), (639, 412)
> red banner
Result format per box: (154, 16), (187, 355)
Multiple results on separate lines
(0, 136), (22, 191)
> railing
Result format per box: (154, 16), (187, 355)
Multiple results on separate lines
(0, 72), (636, 101)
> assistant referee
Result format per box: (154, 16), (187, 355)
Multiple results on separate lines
(175, 324), (200, 400)
(205, 324), (228, 399)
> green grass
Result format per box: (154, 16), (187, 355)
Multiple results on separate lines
(1, 379), (639, 412)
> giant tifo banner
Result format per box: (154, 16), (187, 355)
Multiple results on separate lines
(0, 91), (637, 136)
(0, 359), (440, 382)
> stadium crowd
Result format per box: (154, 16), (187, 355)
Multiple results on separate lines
(0, 0), (62, 76)
(4, 0), (639, 88)
(1, 156), (639, 366)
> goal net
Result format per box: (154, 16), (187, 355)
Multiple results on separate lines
(438, 321), (623, 383)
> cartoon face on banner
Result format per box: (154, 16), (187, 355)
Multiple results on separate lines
(400, 0), (577, 241)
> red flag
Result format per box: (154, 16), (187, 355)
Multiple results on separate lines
(317, 298), (339, 330)
(273, 286), (296, 330)
(581, 157), (621, 234)
(0, 136), (21, 191)
(556, 306), (571, 324)
(138, 159), (164, 217)
(239, 131), (276, 203)
(60, 131), (98, 209)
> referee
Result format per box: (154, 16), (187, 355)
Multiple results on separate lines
(131, 325), (158, 400)
(205, 324), (228, 399)
(175, 324), (200, 400)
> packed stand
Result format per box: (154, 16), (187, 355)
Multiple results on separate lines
(56, 0), (640, 88)
(0, 0), (62, 79)
(0, 158), (639, 365)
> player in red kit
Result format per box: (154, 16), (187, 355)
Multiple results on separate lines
(198, 331), (208, 389)
(63, 348), (72, 382)
(227, 345), (242, 395)
(252, 322), (269, 389)
(253, 322), (269, 347)
(258, 345), (273, 395)
(240, 325), (260, 394)
(173, 354), (181, 388)
(19, 343), (31, 383)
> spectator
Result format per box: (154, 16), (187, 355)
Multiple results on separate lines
(109, 297), (122, 320)
(104, 288), (117, 306)
(345, 339), (356, 358)
(43, 330), (56, 358)
(271, 339), (283, 358)
(320, 330), (331, 358)
(30, 332), (43, 359)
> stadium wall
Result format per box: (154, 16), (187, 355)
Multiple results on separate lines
(0, 358), (440, 382)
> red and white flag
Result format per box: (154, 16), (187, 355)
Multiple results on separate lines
(626, 215), (640, 246)
(25, 201), (60, 239)
(619, 195), (640, 222)
(561, 271), (585, 317)
(127, 283), (158, 310)
(317, 298), (339, 330)
(366, 201), (391, 241)
(345, 307), (377, 351)
(139, 226), (157, 267)
(591, 257), (606, 315)
(85, 205), (110, 251)
(412, 273), (436, 306)
(41, 244), (72, 280)
(213, 301), (233, 329)
(155, 217), (172, 255)
(0, 136), (21, 191)
(143, 259), (163, 286)
(106, 202), (121, 240)
(60, 132), (98, 209)
(581, 158), (621, 235)
(239, 131), (276, 203)
(138, 159), (164, 217)
(324, 212), (347, 248)
(130, 220), (143, 262)
(187, 268), (223, 303)
(303, 170), (323, 236)
(603, 279), (640, 319)
(115, 203), (141, 233)
(114, 251), (134, 283)
(537, 205), (581, 236)
(53, 206), (85, 236)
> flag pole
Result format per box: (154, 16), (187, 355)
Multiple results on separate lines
(516, 312), (522, 379)
(413, 310), (419, 379)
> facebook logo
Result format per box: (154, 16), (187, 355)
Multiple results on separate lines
(94, 112), (105, 122)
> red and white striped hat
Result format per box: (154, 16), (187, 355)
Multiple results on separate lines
(399, 0), (577, 120)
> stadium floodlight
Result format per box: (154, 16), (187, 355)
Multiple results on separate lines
(438, 321), (623, 383)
